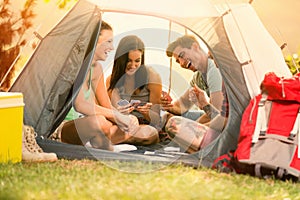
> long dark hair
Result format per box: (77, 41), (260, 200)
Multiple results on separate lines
(108, 35), (148, 92)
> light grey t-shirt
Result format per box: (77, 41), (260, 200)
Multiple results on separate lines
(190, 58), (222, 97)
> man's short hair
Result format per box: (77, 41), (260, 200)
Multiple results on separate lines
(166, 35), (199, 57)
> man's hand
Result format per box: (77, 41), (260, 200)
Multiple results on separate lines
(189, 85), (209, 109)
(160, 91), (173, 111)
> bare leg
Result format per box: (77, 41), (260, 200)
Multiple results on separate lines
(110, 124), (159, 146)
(109, 125), (131, 145)
(165, 116), (208, 153)
(126, 125), (159, 145)
(61, 115), (113, 150)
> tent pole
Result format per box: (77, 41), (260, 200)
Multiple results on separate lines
(273, 25), (299, 73)
(168, 20), (172, 95)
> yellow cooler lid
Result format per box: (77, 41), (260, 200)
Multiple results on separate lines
(0, 92), (24, 108)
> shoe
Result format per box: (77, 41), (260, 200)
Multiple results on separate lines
(113, 144), (137, 152)
(22, 125), (58, 162)
(48, 121), (65, 142)
(85, 141), (92, 148)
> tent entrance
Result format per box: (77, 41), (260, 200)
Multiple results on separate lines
(10, 0), (292, 167)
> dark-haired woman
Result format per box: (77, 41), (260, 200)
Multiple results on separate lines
(106, 35), (162, 145)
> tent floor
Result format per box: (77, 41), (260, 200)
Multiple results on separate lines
(37, 137), (204, 167)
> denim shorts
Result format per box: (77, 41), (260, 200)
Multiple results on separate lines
(181, 110), (205, 121)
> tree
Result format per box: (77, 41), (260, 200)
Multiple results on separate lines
(0, 0), (36, 91)
(0, 0), (75, 91)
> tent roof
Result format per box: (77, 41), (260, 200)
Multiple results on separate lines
(88, 0), (219, 18)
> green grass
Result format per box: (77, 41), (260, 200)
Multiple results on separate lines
(1, 160), (300, 200)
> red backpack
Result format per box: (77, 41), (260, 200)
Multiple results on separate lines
(232, 72), (300, 181)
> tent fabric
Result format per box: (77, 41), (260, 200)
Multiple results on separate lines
(10, 0), (101, 135)
(222, 4), (292, 97)
(88, 0), (219, 18)
(190, 16), (250, 165)
(10, 0), (292, 167)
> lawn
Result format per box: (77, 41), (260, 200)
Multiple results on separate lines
(1, 159), (300, 200)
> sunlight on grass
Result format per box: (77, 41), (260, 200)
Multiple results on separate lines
(1, 159), (300, 200)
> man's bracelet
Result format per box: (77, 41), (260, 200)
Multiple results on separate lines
(202, 104), (211, 113)
(202, 104), (219, 119)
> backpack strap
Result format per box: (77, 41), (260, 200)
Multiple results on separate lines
(298, 109), (300, 159)
(254, 164), (262, 178)
(276, 168), (285, 179)
(252, 95), (268, 144)
(255, 165), (286, 179)
(290, 108), (300, 158)
(289, 108), (300, 140)
(285, 106), (300, 158)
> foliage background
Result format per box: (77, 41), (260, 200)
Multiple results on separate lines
(285, 53), (300, 75)
(0, 0), (35, 90)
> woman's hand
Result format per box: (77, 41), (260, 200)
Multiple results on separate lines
(114, 112), (139, 134)
(116, 104), (135, 115)
(135, 102), (152, 115)
(127, 114), (140, 135)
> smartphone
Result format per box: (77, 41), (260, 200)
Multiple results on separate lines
(117, 99), (130, 106)
(130, 99), (141, 107)
(137, 102), (147, 106)
(130, 100), (148, 107)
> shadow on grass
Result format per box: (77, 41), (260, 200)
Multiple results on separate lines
(0, 191), (22, 200)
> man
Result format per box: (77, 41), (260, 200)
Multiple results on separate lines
(162, 35), (229, 153)
(161, 35), (223, 124)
